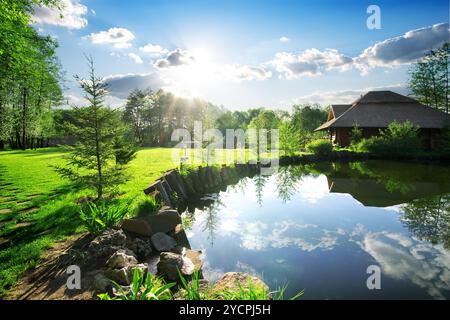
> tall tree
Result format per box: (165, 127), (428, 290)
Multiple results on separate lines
(56, 57), (135, 199)
(409, 42), (449, 113)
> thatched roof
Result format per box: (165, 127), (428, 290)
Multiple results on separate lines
(316, 91), (450, 131)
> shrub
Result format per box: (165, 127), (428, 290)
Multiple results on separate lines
(98, 268), (175, 300)
(350, 124), (363, 145)
(354, 121), (421, 157)
(79, 201), (130, 235)
(306, 139), (333, 157)
(130, 194), (161, 217)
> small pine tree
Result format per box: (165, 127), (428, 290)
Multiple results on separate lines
(350, 123), (363, 145)
(56, 56), (136, 199)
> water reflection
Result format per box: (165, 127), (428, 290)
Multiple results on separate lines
(181, 160), (450, 299)
(402, 195), (450, 250)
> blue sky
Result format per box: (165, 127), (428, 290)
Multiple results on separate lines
(32, 0), (450, 110)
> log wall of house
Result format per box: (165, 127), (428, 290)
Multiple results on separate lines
(331, 127), (441, 149)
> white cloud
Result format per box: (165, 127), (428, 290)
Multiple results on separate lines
(272, 23), (449, 78)
(271, 48), (353, 79)
(359, 230), (450, 299)
(293, 84), (410, 105)
(222, 65), (272, 81)
(154, 48), (195, 68)
(103, 72), (168, 99)
(128, 53), (143, 64)
(32, 0), (88, 29)
(139, 43), (168, 56)
(280, 36), (290, 43)
(356, 23), (449, 73)
(85, 27), (135, 49)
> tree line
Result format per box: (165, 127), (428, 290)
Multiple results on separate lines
(0, 0), (63, 150)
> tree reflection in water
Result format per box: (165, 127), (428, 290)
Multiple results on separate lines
(401, 195), (450, 250)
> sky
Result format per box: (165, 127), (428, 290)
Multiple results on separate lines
(32, 0), (450, 110)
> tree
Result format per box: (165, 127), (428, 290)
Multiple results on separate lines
(409, 42), (449, 113)
(279, 120), (300, 156)
(123, 88), (152, 145)
(0, 0), (63, 150)
(56, 57), (136, 199)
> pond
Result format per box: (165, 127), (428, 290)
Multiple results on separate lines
(180, 160), (450, 299)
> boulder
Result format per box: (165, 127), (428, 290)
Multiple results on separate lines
(88, 229), (128, 261)
(106, 249), (137, 269)
(211, 272), (270, 298)
(151, 232), (177, 252)
(144, 210), (181, 234)
(126, 237), (152, 259)
(106, 264), (148, 286)
(170, 224), (191, 249)
(121, 218), (152, 237)
(157, 249), (203, 282)
(92, 272), (112, 293)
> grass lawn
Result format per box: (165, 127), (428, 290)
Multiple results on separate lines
(0, 146), (261, 296)
(0, 147), (193, 296)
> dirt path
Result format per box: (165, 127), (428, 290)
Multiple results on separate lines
(5, 233), (95, 300)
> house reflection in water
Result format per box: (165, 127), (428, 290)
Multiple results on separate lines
(324, 161), (450, 208)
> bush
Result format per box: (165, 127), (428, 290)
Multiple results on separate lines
(353, 121), (421, 157)
(130, 194), (161, 217)
(98, 268), (175, 300)
(350, 124), (363, 145)
(79, 201), (129, 235)
(306, 139), (333, 157)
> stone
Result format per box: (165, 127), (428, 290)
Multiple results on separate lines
(126, 237), (152, 259)
(92, 272), (112, 293)
(144, 209), (181, 234)
(88, 229), (128, 260)
(106, 249), (137, 269)
(106, 264), (148, 286)
(121, 218), (153, 237)
(211, 272), (270, 297)
(151, 232), (177, 252)
(157, 249), (203, 282)
(156, 252), (183, 282)
(170, 224), (191, 249)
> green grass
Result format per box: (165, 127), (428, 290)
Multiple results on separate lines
(0, 146), (260, 296)
(0, 147), (192, 296)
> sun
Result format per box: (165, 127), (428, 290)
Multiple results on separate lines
(168, 46), (219, 97)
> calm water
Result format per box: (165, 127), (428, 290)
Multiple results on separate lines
(181, 161), (450, 299)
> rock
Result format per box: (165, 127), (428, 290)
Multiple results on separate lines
(144, 209), (181, 234)
(92, 272), (112, 293)
(126, 237), (152, 259)
(106, 264), (148, 286)
(106, 249), (137, 269)
(151, 232), (177, 252)
(170, 224), (191, 249)
(88, 229), (128, 260)
(157, 249), (203, 282)
(121, 218), (153, 237)
(211, 272), (270, 298)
